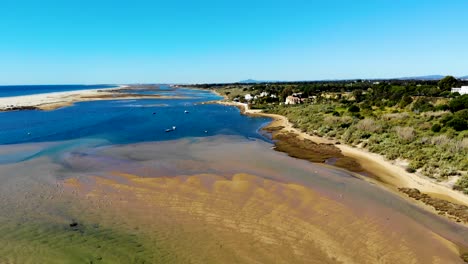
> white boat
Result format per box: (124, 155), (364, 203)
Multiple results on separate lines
(165, 126), (177, 132)
(184, 110), (189, 113)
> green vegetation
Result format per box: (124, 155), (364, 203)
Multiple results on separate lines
(0, 220), (157, 264)
(438, 75), (459, 92)
(192, 77), (468, 193)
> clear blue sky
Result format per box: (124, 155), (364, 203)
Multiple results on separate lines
(1, 0), (467, 84)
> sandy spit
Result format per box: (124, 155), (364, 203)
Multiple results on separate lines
(0, 85), (186, 111)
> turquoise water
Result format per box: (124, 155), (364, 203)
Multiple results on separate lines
(0, 84), (118, 97)
(0, 85), (271, 163)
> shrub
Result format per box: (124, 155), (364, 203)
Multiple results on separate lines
(356, 118), (381, 133)
(340, 123), (351, 129)
(462, 138), (468, 149)
(324, 116), (341, 125)
(409, 159), (425, 169)
(421, 111), (450, 118)
(431, 135), (450, 146)
(382, 112), (409, 121)
(440, 114), (453, 125)
(395, 126), (415, 142)
(454, 175), (468, 194)
(412, 98), (434, 112)
(434, 104), (449, 111)
(454, 109), (468, 120)
(449, 138), (468, 152)
(348, 105), (360, 113)
(341, 128), (356, 143)
(447, 118), (468, 131)
(449, 94), (468, 112)
(399, 95), (413, 108)
(431, 123), (442, 132)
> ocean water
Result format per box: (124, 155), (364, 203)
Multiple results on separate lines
(0, 84), (118, 97)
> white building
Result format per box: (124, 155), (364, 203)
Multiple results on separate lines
(451, 86), (468, 95)
(244, 94), (253, 101)
(259, 91), (269, 97)
(285, 96), (301, 105)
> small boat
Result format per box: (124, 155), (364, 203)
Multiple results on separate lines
(165, 126), (177, 132)
(184, 110), (189, 114)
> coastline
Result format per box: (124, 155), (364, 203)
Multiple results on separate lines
(210, 90), (468, 224)
(0, 85), (186, 111)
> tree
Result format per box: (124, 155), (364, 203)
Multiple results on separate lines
(438, 76), (458, 92)
(280, 87), (293, 101)
(352, 89), (364, 103)
(412, 98), (434, 112)
(399, 95), (413, 108)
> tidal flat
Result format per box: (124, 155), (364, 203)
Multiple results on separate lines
(0, 136), (467, 263)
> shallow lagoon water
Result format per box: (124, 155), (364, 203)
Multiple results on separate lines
(0, 86), (270, 160)
(0, 86), (467, 263)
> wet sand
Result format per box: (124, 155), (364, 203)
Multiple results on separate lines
(0, 136), (467, 263)
(64, 172), (463, 263)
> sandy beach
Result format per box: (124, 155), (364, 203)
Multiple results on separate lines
(215, 99), (468, 212)
(0, 85), (186, 111)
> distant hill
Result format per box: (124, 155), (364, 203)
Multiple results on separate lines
(397, 75), (446, 81)
(237, 79), (282, 84)
(238, 79), (262, 84)
(237, 75), (468, 84)
(398, 75), (468, 80)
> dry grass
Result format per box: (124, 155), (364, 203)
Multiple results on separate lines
(462, 138), (468, 149)
(356, 118), (381, 133)
(382, 112), (409, 121)
(421, 111), (450, 117)
(395, 126), (415, 142)
(449, 138), (468, 152)
(324, 116), (342, 125)
(431, 135), (451, 146)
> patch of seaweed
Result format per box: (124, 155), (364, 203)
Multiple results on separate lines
(398, 188), (468, 223)
(269, 131), (363, 172)
(461, 252), (468, 263)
